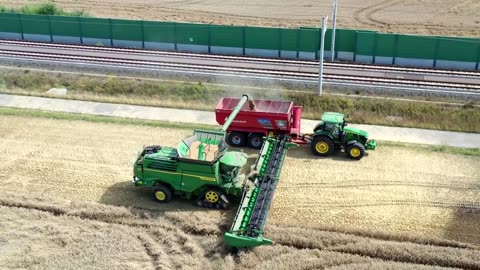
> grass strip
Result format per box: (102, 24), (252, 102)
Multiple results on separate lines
(1, 69), (479, 133)
(1, 106), (478, 156)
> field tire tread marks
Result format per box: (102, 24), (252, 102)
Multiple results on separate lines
(278, 179), (480, 190)
(274, 199), (480, 210)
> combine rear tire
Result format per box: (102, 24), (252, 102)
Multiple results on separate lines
(152, 185), (172, 203)
(227, 132), (246, 147)
(311, 136), (335, 156)
(247, 133), (264, 149)
(346, 142), (365, 160)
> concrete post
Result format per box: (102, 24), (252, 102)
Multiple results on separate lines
(318, 16), (328, 96)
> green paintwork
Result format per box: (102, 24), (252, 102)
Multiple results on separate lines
(313, 112), (376, 156)
(321, 112), (345, 124)
(220, 152), (247, 167)
(133, 132), (246, 200)
(365, 140), (377, 150)
(344, 126), (369, 138)
(1, 12), (478, 63)
(223, 232), (274, 247)
(224, 137), (298, 247)
(133, 96), (251, 202)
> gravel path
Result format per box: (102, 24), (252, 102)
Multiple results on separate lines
(1, 93), (479, 148)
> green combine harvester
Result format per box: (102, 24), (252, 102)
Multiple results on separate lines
(132, 94), (296, 247)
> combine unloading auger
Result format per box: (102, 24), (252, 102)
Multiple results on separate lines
(224, 136), (297, 247)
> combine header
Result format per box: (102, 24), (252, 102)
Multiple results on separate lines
(224, 136), (297, 247)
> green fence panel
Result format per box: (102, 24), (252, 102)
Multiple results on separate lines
(143, 21), (175, 43)
(298, 28), (319, 52)
(176, 23), (209, 45)
(375, 33), (396, 57)
(436, 37), (479, 62)
(0, 13), (21, 33)
(280, 28), (298, 51)
(50, 15), (80, 37)
(245, 26), (279, 50)
(19, 14), (50, 35)
(210, 25), (243, 48)
(355, 31), (375, 55)
(335, 29), (356, 52)
(396, 35), (436, 59)
(80, 17), (111, 39)
(111, 19), (142, 41)
(324, 29), (332, 51)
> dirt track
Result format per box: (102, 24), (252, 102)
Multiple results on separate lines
(1, 0), (479, 36)
(0, 115), (479, 268)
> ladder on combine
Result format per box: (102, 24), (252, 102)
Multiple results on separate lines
(224, 136), (297, 247)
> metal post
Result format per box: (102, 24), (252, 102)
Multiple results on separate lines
(330, 0), (338, 61)
(318, 16), (328, 96)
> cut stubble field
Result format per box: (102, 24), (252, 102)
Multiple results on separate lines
(2, 0), (479, 36)
(0, 115), (479, 269)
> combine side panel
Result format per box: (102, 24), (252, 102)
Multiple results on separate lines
(224, 136), (297, 247)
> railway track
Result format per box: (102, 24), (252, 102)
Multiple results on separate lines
(0, 40), (479, 96)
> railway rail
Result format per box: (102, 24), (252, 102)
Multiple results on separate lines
(0, 40), (479, 96)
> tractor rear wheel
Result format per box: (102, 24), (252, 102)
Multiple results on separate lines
(247, 133), (264, 149)
(227, 132), (247, 147)
(311, 136), (335, 156)
(346, 142), (366, 160)
(152, 185), (172, 203)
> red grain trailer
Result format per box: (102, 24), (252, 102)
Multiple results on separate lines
(215, 97), (308, 149)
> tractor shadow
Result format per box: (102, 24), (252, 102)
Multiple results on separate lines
(286, 144), (364, 162)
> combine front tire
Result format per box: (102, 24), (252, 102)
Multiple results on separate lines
(152, 185), (172, 203)
(311, 136), (335, 156)
(195, 189), (230, 210)
(247, 133), (264, 149)
(346, 142), (365, 160)
(227, 132), (247, 147)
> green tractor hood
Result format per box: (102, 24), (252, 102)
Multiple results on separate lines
(344, 126), (369, 138)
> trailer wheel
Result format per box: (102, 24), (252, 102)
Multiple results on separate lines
(247, 133), (264, 149)
(152, 185), (172, 203)
(346, 142), (365, 160)
(311, 136), (335, 156)
(227, 132), (247, 147)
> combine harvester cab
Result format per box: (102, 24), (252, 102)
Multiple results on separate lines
(224, 136), (297, 247)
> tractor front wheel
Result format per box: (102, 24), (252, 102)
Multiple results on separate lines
(311, 136), (335, 156)
(152, 184), (172, 203)
(346, 142), (366, 160)
(227, 132), (247, 147)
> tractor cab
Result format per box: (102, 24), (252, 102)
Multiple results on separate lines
(313, 112), (346, 139)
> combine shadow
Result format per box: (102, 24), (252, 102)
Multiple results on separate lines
(443, 184), (480, 246)
(99, 181), (218, 213)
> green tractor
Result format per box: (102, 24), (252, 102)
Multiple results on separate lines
(310, 112), (376, 160)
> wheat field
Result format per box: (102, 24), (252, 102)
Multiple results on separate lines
(0, 115), (479, 269)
